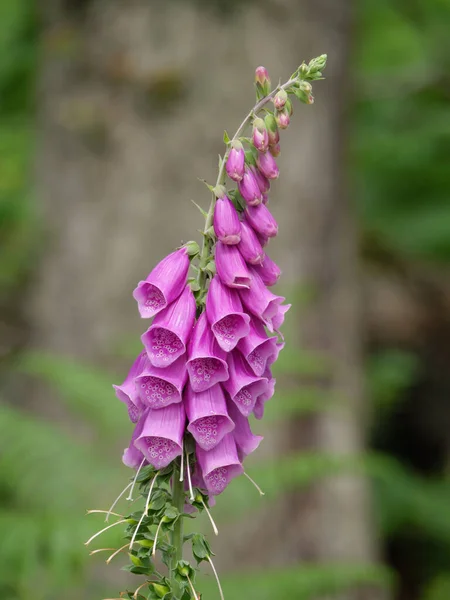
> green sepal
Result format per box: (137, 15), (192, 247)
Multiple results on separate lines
(244, 146), (258, 166)
(191, 199), (208, 219)
(129, 552), (145, 567)
(191, 533), (214, 564)
(204, 260), (216, 277)
(188, 279), (201, 293)
(136, 464), (157, 483)
(150, 581), (172, 599)
(197, 178), (215, 193)
(122, 563), (153, 576)
(223, 130), (230, 144)
(228, 188), (246, 212)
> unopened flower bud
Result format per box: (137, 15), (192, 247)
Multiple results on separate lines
(273, 89), (287, 110)
(255, 66), (271, 97)
(238, 167), (263, 206)
(275, 107), (290, 129)
(226, 140), (245, 182)
(299, 62), (309, 77)
(213, 196), (241, 245)
(250, 165), (270, 194)
(184, 240), (200, 257)
(256, 151), (279, 180)
(299, 81), (312, 94)
(309, 53), (327, 73)
(308, 94), (315, 104)
(269, 143), (281, 157)
(264, 113), (279, 146)
(252, 117), (269, 152)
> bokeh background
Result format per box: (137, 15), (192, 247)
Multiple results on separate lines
(1, 1), (450, 599)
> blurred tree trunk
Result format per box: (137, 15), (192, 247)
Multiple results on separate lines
(33, 0), (386, 597)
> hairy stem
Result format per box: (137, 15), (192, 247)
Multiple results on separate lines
(196, 76), (298, 290)
(171, 463), (185, 597)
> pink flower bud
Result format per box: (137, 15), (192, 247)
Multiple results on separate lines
(275, 108), (290, 129)
(250, 165), (270, 194)
(237, 166), (263, 206)
(245, 203), (278, 238)
(269, 143), (281, 157)
(273, 89), (287, 110)
(264, 113), (279, 147)
(238, 220), (265, 265)
(213, 196), (241, 245)
(226, 140), (245, 182)
(255, 67), (270, 87)
(256, 151), (279, 180)
(252, 117), (269, 152)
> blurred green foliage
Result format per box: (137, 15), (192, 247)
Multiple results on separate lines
(1, 0), (450, 599)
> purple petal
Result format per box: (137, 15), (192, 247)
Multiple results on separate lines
(142, 285), (196, 367)
(215, 242), (252, 289)
(254, 371), (276, 420)
(113, 350), (148, 422)
(238, 220), (265, 266)
(187, 312), (229, 392)
(134, 354), (187, 410)
(223, 351), (268, 416)
(253, 254), (281, 286)
(227, 399), (263, 460)
(237, 167), (263, 206)
(250, 165), (270, 194)
(237, 318), (281, 376)
(196, 433), (243, 495)
(257, 150), (279, 180)
(185, 384), (235, 451)
(122, 412), (148, 468)
(133, 247), (190, 318)
(239, 268), (287, 332)
(244, 203), (278, 239)
(206, 276), (250, 352)
(226, 143), (245, 182)
(134, 403), (185, 469)
(213, 196), (241, 245)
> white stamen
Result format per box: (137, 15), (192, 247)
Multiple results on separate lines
(87, 510), (124, 519)
(89, 547), (115, 555)
(105, 481), (133, 522)
(186, 574), (200, 600)
(179, 444), (184, 482)
(127, 458), (146, 501)
(129, 472), (159, 549)
(84, 519), (128, 546)
(244, 471), (265, 496)
(208, 555), (225, 600)
(186, 451), (195, 501)
(152, 517), (164, 557)
(201, 499), (219, 536)
(106, 543), (129, 564)
(133, 581), (150, 599)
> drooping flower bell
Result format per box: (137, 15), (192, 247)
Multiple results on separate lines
(133, 247), (190, 318)
(253, 253), (281, 286)
(245, 203), (278, 239)
(256, 150), (279, 180)
(186, 311), (229, 392)
(141, 285), (196, 367)
(238, 220), (265, 266)
(215, 241), (252, 289)
(206, 275), (250, 352)
(185, 384), (234, 451)
(213, 193), (241, 245)
(196, 433), (244, 495)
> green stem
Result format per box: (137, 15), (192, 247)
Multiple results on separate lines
(171, 463), (185, 597)
(196, 76), (298, 290)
